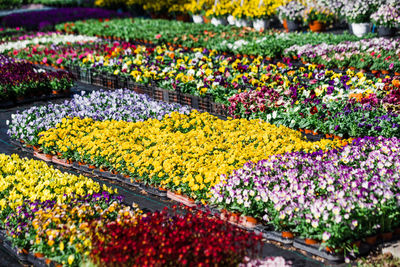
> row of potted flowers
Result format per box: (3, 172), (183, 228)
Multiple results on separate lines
(0, 154), (270, 266)
(5, 33), (400, 138)
(56, 17), (367, 58)
(32, 107), (347, 201)
(226, 69), (400, 138)
(211, 136), (400, 251)
(0, 55), (73, 102)
(285, 37), (400, 73)
(4, 34), (394, 104)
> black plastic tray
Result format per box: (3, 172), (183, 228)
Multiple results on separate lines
(27, 253), (48, 267)
(2, 240), (28, 262)
(139, 184), (167, 198)
(293, 238), (343, 262)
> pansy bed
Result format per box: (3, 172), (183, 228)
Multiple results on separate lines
(5, 33), (400, 138)
(0, 154), (267, 267)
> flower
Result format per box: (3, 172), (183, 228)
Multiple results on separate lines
(68, 255), (74, 265)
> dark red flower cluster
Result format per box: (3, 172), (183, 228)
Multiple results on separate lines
(90, 207), (262, 267)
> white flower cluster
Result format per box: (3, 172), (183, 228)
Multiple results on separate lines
(277, 1), (305, 21)
(342, 0), (371, 23)
(371, 4), (400, 27)
(0, 33), (99, 53)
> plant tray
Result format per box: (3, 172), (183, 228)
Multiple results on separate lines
(167, 191), (196, 207)
(21, 145), (33, 153)
(124, 178), (140, 187)
(253, 226), (293, 245)
(2, 241), (28, 263)
(33, 151), (52, 162)
(0, 229), (6, 241)
(140, 184), (167, 198)
(293, 238), (344, 262)
(9, 139), (22, 148)
(52, 156), (72, 167)
(74, 163), (90, 173)
(27, 253), (48, 267)
(100, 171), (117, 180)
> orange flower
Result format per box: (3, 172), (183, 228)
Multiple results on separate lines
(392, 79), (400, 88)
(349, 93), (363, 102)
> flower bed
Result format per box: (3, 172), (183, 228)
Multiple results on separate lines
(89, 206), (262, 266)
(6, 36), (394, 107)
(227, 67), (400, 138)
(0, 32), (99, 53)
(7, 89), (190, 144)
(285, 37), (400, 73)
(2, 8), (129, 30)
(57, 17), (368, 58)
(36, 111), (348, 201)
(0, 154), (264, 266)
(0, 55), (73, 102)
(211, 136), (400, 250)
(6, 33), (400, 138)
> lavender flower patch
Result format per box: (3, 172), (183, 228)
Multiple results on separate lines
(7, 89), (191, 144)
(212, 136), (400, 249)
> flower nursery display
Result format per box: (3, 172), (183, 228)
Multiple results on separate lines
(211, 136), (400, 251)
(277, 1), (305, 32)
(303, 4), (335, 32)
(285, 37), (400, 73)
(3, 2), (400, 264)
(227, 66), (400, 138)
(56, 17), (368, 57)
(0, 32), (99, 53)
(0, 154), (265, 266)
(371, 3), (400, 37)
(89, 206), (262, 266)
(7, 89), (190, 144)
(35, 110), (347, 200)
(0, 55), (73, 101)
(2, 7), (129, 30)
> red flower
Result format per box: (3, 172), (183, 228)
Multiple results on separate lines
(310, 106), (318, 114)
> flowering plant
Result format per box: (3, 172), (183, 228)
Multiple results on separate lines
(371, 4), (400, 27)
(89, 206), (261, 266)
(343, 0), (373, 23)
(277, 1), (305, 22)
(303, 6), (335, 25)
(37, 111), (346, 200)
(211, 136), (400, 250)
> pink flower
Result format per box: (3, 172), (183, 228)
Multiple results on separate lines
(56, 58), (63, 65)
(155, 34), (162, 39)
(389, 63), (394, 70)
(42, 57), (48, 64)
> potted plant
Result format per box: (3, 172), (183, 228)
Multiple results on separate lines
(205, 0), (232, 26)
(186, 0), (211, 24)
(371, 4), (400, 37)
(303, 5), (335, 33)
(343, 0), (373, 37)
(277, 0), (305, 32)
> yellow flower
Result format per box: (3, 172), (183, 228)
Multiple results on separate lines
(68, 255), (74, 265)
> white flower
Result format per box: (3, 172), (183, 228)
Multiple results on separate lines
(322, 231), (331, 241)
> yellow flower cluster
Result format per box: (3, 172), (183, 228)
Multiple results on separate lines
(231, 0), (285, 19)
(0, 154), (114, 211)
(38, 111), (348, 200)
